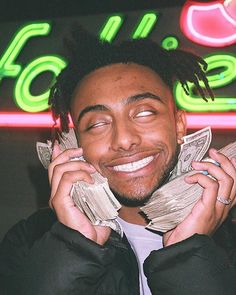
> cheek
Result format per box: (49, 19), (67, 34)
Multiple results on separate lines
(79, 138), (108, 169)
(145, 118), (177, 144)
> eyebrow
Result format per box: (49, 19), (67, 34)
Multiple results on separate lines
(77, 92), (162, 124)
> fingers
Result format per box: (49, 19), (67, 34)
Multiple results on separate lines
(48, 144), (96, 206)
(208, 149), (236, 208)
(164, 149), (236, 246)
(185, 149), (236, 229)
(48, 146), (95, 182)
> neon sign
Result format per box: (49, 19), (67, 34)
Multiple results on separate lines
(0, 112), (235, 130)
(175, 53), (236, 111)
(0, 12), (235, 129)
(15, 56), (66, 112)
(0, 23), (66, 112)
(132, 13), (158, 39)
(180, 0), (236, 47)
(99, 15), (124, 42)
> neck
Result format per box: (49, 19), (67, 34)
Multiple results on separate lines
(118, 205), (148, 226)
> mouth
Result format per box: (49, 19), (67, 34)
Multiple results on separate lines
(112, 155), (155, 172)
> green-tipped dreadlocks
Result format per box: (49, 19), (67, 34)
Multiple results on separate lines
(49, 24), (214, 133)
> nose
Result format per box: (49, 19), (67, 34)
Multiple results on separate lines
(111, 120), (141, 151)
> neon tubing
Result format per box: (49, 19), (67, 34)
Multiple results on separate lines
(181, 2), (236, 47)
(0, 112), (235, 130)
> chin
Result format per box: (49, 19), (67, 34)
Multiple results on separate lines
(111, 163), (177, 207)
(113, 191), (152, 207)
(111, 180), (157, 207)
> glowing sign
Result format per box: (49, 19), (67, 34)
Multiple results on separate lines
(0, 16), (235, 129)
(161, 36), (179, 50)
(0, 22), (66, 112)
(0, 112), (235, 130)
(132, 13), (158, 39)
(99, 15), (124, 42)
(0, 23), (50, 78)
(15, 56), (66, 112)
(180, 0), (236, 47)
(175, 53), (236, 111)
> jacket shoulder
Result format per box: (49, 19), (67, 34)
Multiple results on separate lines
(1, 208), (56, 249)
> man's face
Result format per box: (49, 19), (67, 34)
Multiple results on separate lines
(71, 63), (186, 206)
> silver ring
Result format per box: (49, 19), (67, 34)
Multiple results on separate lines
(216, 196), (231, 205)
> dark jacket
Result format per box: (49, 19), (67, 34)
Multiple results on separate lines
(0, 208), (236, 295)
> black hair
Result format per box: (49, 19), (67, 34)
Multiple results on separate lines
(49, 24), (214, 133)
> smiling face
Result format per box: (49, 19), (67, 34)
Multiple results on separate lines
(71, 63), (186, 206)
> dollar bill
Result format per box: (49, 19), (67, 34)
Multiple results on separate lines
(36, 142), (52, 169)
(169, 126), (212, 179)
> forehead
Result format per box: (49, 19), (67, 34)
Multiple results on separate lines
(71, 63), (172, 110)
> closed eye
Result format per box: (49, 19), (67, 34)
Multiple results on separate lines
(135, 110), (155, 117)
(86, 120), (112, 132)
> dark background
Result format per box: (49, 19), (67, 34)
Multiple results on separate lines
(1, 1), (187, 22)
(0, 0), (235, 240)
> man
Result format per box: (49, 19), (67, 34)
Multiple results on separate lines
(1, 25), (236, 294)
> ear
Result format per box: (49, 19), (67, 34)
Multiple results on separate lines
(175, 110), (187, 145)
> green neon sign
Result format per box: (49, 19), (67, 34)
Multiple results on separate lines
(0, 22), (67, 112)
(174, 53), (236, 111)
(132, 13), (158, 39)
(0, 23), (50, 79)
(99, 15), (124, 42)
(0, 20), (236, 114)
(161, 36), (179, 50)
(15, 56), (66, 112)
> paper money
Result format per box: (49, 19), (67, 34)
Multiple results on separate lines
(36, 142), (52, 169)
(141, 141), (236, 233)
(36, 129), (123, 236)
(170, 126), (212, 179)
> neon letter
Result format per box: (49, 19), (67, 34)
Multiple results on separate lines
(175, 53), (236, 111)
(132, 13), (158, 39)
(15, 56), (66, 112)
(99, 15), (124, 42)
(0, 23), (51, 80)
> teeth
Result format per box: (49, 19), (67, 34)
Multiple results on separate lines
(113, 156), (154, 172)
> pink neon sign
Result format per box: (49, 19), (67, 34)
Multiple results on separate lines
(0, 112), (235, 130)
(180, 0), (236, 47)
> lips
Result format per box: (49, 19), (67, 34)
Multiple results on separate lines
(112, 155), (155, 172)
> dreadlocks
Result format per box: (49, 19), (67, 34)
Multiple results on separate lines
(49, 24), (214, 133)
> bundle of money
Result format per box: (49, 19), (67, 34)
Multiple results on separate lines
(36, 129), (122, 236)
(141, 141), (236, 233)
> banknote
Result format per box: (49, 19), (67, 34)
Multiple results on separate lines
(169, 126), (212, 179)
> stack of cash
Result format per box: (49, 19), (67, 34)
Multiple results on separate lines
(36, 129), (122, 236)
(141, 140), (236, 233)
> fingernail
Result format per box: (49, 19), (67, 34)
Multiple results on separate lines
(191, 161), (200, 167)
(90, 166), (96, 171)
(210, 148), (219, 155)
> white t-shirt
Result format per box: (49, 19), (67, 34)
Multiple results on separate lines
(117, 217), (163, 295)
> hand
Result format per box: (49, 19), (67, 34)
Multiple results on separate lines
(48, 142), (111, 245)
(164, 148), (236, 246)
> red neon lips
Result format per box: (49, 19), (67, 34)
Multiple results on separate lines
(180, 0), (236, 47)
